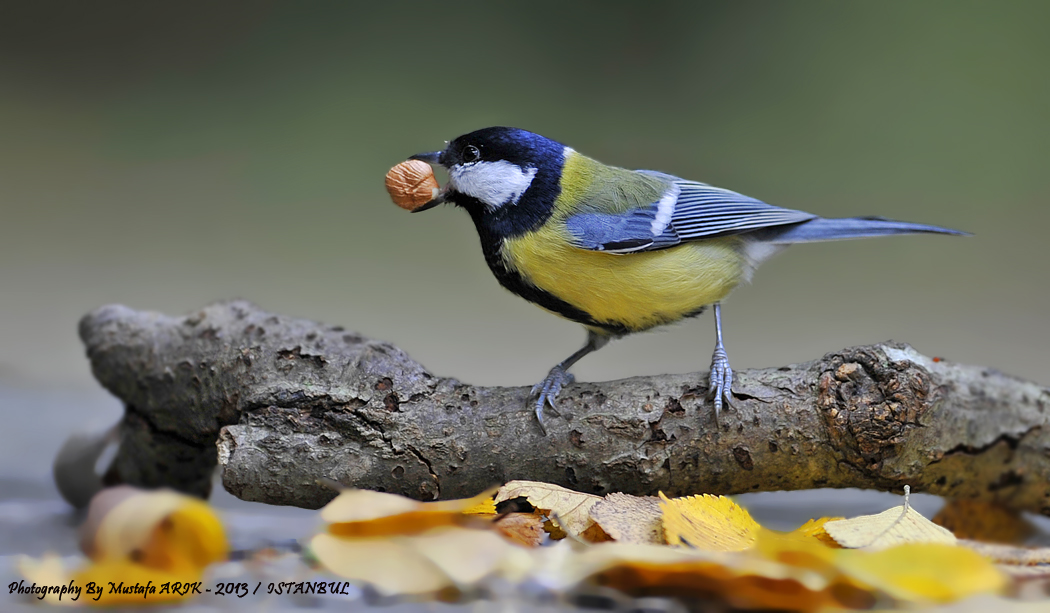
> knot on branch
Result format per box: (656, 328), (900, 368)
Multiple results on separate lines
(818, 345), (935, 475)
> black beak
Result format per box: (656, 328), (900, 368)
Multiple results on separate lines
(409, 150), (444, 165)
(411, 192), (445, 213)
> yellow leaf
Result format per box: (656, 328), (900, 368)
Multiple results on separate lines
(321, 487), (496, 537)
(823, 491), (956, 550)
(835, 543), (1007, 603)
(754, 528), (840, 572)
(138, 499), (228, 571)
(327, 510), (485, 538)
(590, 493), (663, 545)
(495, 480), (602, 539)
(659, 492), (761, 551)
(462, 497), (497, 516)
(790, 517), (845, 548)
(80, 486), (227, 571)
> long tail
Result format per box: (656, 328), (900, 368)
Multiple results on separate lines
(757, 216), (969, 244)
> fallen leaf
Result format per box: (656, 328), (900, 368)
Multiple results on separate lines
(310, 533), (451, 595)
(81, 486), (227, 570)
(835, 543), (1007, 603)
(552, 542), (860, 612)
(934, 499), (1035, 544)
(462, 497), (498, 516)
(16, 555), (75, 606)
(659, 492), (761, 551)
(590, 493), (663, 545)
(960, 540), (1050, 566)
(410, 527), (523, 585)
(790, 517), (845, 548)
(496, 480), (602, 539)
(823, 488), (955, 550)
(322, 487), (495, 537)
(319, 489), (420, 523)
(20, 488), (227, 607)
(754, 528), (840, 573)
(495, 513), (547, 547)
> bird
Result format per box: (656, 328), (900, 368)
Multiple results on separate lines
(406, 127), (966, 432)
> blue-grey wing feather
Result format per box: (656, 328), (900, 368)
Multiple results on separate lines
(667, 180), (816, 239)
(565, 172), (816, 253)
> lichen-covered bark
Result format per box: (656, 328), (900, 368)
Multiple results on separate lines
(79, 301), (1050, 513)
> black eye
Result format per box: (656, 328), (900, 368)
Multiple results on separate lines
(462, 144), (480, 163)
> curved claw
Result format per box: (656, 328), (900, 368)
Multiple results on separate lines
(709, 346), (734, 420)
(529, 368), (576, 433)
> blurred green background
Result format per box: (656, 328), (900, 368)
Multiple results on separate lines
(1, 1), (1047, 416)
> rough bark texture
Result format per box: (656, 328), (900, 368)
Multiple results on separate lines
(79, 301), (1050, 513)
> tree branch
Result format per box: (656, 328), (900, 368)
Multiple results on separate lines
(79, 301), (1050, 514)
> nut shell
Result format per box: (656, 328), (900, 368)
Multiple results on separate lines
(385, 160), (440, 211)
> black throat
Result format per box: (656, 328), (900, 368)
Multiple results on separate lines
(448, 177), (629, 336)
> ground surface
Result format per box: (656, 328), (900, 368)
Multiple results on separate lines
(2, 382), (1046, 612)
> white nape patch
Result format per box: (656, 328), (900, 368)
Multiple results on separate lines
(448, 160), (538, 210)
(650, 185), (680, 235)
(740, 239), (787, 282)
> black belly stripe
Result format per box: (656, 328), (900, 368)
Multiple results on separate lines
(456, 184), (631, 336)
(483, 243), (630, 336)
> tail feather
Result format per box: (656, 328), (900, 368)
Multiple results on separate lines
(756, 216), (969, 244)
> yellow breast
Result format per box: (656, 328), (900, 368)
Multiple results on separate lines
(501, 223), (746, 333)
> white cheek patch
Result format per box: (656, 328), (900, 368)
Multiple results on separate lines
(449, 160), (538, 209)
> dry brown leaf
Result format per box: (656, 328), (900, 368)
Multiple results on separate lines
(934, 499), (1035, 544)
(494, 513), (547, 547)
(496, 480), (602, 539)
(824, 488), (956, 550)
(579, 522), (614, 543)
(590, 493), (663, 545)
(659, 492), (761, 551)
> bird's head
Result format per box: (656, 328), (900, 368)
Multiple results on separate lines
(409, 127), (566, 215)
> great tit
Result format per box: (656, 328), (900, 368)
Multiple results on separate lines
(408, 127), (966, 432)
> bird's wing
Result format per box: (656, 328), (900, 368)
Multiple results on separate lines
(565, 174), (817, 253)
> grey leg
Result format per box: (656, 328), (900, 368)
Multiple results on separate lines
(708, 303), (734, 420)
(530, 330), (611, 433)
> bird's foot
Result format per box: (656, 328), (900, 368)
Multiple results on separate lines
(708, 345), (733, 420)
(529, 367), (576, 434)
